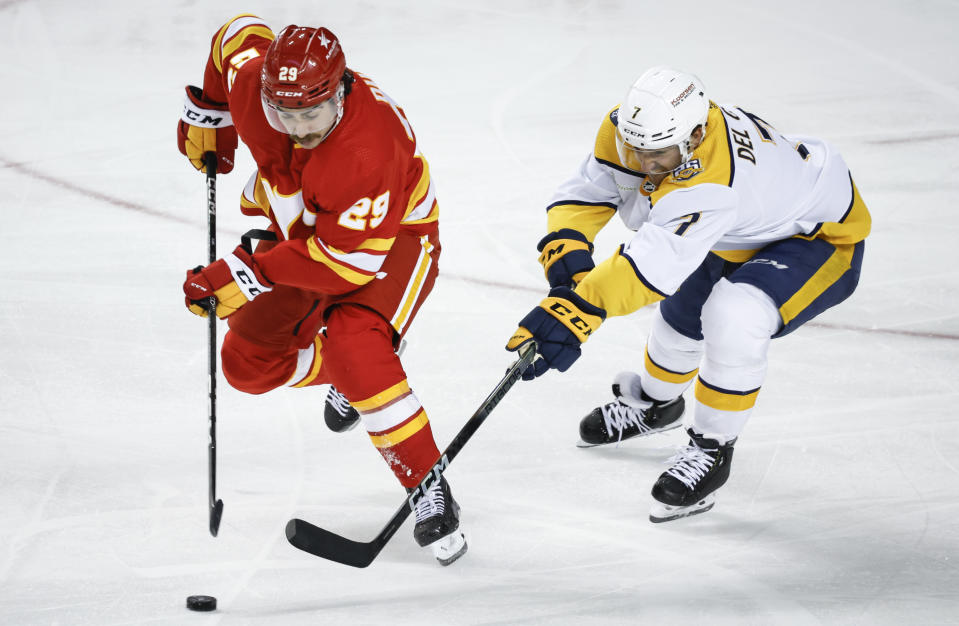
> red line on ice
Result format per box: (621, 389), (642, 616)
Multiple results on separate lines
(4, 154), (956, 342)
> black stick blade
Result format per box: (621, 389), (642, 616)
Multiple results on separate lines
(283, 344), (537, 567)
(209, 499), (224, 537)
(285, 518), (378, 568)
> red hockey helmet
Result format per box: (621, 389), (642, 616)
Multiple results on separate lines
(261, 25), (346, 109)
(260, 25), (348, 147)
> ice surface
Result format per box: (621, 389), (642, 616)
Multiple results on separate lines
(1, 1), (957, 624)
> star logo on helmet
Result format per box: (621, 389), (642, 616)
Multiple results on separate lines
(318, 32), (331, 48)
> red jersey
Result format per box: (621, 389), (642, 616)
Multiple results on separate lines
(199, 14), (439, 295)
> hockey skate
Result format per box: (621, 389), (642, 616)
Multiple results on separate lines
(324, 386), (360, 433)
(578, 380), (684, 447)
(413, 476), (468, 566)
(649, 429), (735, 523)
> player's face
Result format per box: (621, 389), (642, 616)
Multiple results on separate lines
(615, 128), (683, 176)
(274, 99), (339, 149)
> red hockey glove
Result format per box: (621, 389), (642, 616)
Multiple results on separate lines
(505, 287), (606, 380)
(177, 85), (237, 174)
(183, 245), (273, 319)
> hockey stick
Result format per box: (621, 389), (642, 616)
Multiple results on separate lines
(285, 341), (537, 567)
(205, 152), (224, 537)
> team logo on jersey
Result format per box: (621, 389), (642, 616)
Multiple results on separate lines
(672, 159), (703, 181)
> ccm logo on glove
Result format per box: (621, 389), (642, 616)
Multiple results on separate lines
(182, 108), (229, 127)
(505, 287), (606, 379)
(537, 229), (595, 289)
(546, 300), (596, 337)
(177, 85), (238, 174)
(183, 245), (273, 319)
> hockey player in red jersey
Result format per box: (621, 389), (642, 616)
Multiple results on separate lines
(177, 14), (465, 565)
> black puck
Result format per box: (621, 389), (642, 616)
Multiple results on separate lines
(186, 595), (217, 612)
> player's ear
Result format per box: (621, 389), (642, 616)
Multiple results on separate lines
(690, 124), (706, 148)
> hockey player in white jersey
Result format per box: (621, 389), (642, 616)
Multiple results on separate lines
(506, 67), (870, 522)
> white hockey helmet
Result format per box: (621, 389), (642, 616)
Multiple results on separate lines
(615, 67), (709, 172)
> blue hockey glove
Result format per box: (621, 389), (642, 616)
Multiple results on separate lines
(506, 286), (606, 380)
(537, 229), (595, 288)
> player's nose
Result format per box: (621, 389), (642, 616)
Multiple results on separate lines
(634, 154), (658, 171)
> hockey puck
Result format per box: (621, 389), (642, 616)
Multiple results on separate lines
(186, 595), (217, 612)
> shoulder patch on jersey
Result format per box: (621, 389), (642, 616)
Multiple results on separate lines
(651, 104), (733, 204)
(671, 159), (703, 181)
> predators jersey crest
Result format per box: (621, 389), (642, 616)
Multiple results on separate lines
(671, 159), (703, 182)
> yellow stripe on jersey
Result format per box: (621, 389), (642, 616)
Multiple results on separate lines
(797, 175), (872, 245)
(391, 237), (433, 333)
(645, 349), (698, 384)
(306, 238), (377, 287)
(711, 248), (760, 263)
(222, 25), (274, 63)
(403, 201), (439, 225)
(355, 237), (395, 252)
(546, 203), (617, 242)
(368, 410), (430, 448)
(212, 14), (268, 73)
(404, 155), (432, 217)
(651, 104), (733, 205)
(695, 377), (760, 412)
(402, 156), (439, 225)
(778, 241), (857, 326)
(239, 195), (266, 215)
(352, 380), (412, 412)
(290, 335), (324, 388)
(593, 105), (626, 167)
(240, 172), (272, 217)
(574, 246), (665, 317)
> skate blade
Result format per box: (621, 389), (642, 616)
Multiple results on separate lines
(576, 422), (683, 449)
(649, 494), (715, 523)
(427, 531), (468, 566)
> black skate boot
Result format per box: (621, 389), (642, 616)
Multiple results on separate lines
(412, 476), (468, 566)
(578, 384), (684, 447)
(324, 386), (360, 433)
(649, 429), (736, 523)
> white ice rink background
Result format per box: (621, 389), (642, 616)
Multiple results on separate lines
(1, 1), (958, 624)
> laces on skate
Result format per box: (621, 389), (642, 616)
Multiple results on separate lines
(663, 444), (717, 489)
(600, 401), (649, 444)
(413, 481), (446, 523)
(327, 387), (352, 416)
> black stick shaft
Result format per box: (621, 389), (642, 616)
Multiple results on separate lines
(205, 152), (224, 536)
(285, 342), (536, 566)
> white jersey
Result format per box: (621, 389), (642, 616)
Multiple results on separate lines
(547, 103), (870, 315)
